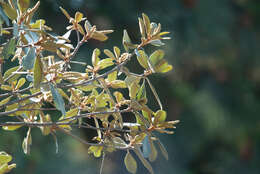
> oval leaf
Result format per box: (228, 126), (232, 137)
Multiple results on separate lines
(22, 47), (36, 70)
(124, 151), (137, 174)
(33, 56), (43, 89)
(49, 84), (66, 116)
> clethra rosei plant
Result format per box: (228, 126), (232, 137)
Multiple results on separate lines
(0, 1), (179, 174)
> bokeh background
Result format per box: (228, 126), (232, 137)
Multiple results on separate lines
(1, 0), (260, 173)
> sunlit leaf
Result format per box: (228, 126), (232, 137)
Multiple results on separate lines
(3, 66), (20, 83)
(0, 151), (12, 164)
(30, 19), (45, 29)
(107, 71), (117, 82)
(0, 96), (12, 106)
(136, 50), (149, 69)
(17, 0), (30, 13)
(22, 47), (36, 70)
(0, 2), (17, 20)
(103, 49), (115, 59)
(142, 13), (151, 36)
(113, 91), (124, 103)
(15, 78), (26, 89)
(138, 17), (145, 38)
(124, 151), (137, 174)
(59, 7), (71, 20)
(22, 128), (32, 154)
(149, 39), (165, 47)
(88, 146), (103, 158)
(136, 80), (147, 104)
(110, 80), (127, 88)
(33, 56), (43, 89)
(92, 48), (101, 67)
(92, 31), (108, 41)
(122, 29), (132, 52)
(149, 49), (165, 66)
(113, 46), (120, 58)
(112, 137), (127, 148)
(0, 85), (12, 91)
(75, 12), (84, 23)
(97, 58), (114, 70)
(49, 83), (66, 116)
(2, 125), (22, 131)
(154, 110), (167, 123)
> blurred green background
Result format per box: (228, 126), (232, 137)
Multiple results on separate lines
(1, 0), (260, 173)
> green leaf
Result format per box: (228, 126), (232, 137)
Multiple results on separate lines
(49, 83), (66, 116)
(0, 96), (12, 106)
(124, 151), (137, 174)
(15, 78), (26, 89)
(30, 19), (45, 29)
(112, 137), (127, 148)
(1, 37), (17, 59)
(154, 110), (167, 123)
(149, 49), (165, 66)
(138, 17), (145, 38)
(33, 56), (43, 89)
(92, 48), (101, 67)
(136, 80), (147, 104)
(155, 60), (173, 73)
(134, 148), (154, 174)
(136, 50), (149, 69)
(2, 125), (22, 131)
(88, 146), (103, 158)
(3, 66), (20, 83)
(129, 82), (139, 99)
(113, 46), (120, 58)
(110, 80), (127, 88)
(107, 71), (117, 82)
(103, 49), (115, 59)
(22, 47), (36, 70)
(148, 139), (158, 162)
(97, 58), (114, 70)
(149, 39), (165, 47)
(0, 2), (17, 20)
(0, 152), (12, 164)
(17, 0), (30, 13)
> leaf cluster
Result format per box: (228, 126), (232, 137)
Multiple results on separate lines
(0, 1), (178, 174)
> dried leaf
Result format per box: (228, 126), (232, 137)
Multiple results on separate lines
(124, 151), (137, 174)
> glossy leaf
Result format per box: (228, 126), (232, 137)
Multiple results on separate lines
(124, 151), (137, 174)
(104, 49), (115, 59)
(149, 50), (165, 66)
(22, 47), (36, 70)
(33, 56), (43, 89)
(49, 84), (66, 116)
(75, 12), (84, 22)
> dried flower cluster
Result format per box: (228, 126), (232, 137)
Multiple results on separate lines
(0, 1), (178, 174)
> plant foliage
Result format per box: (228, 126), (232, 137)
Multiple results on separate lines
(0, 1), (178, 173)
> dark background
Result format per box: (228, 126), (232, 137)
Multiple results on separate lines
(1, 0), (260, 173)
